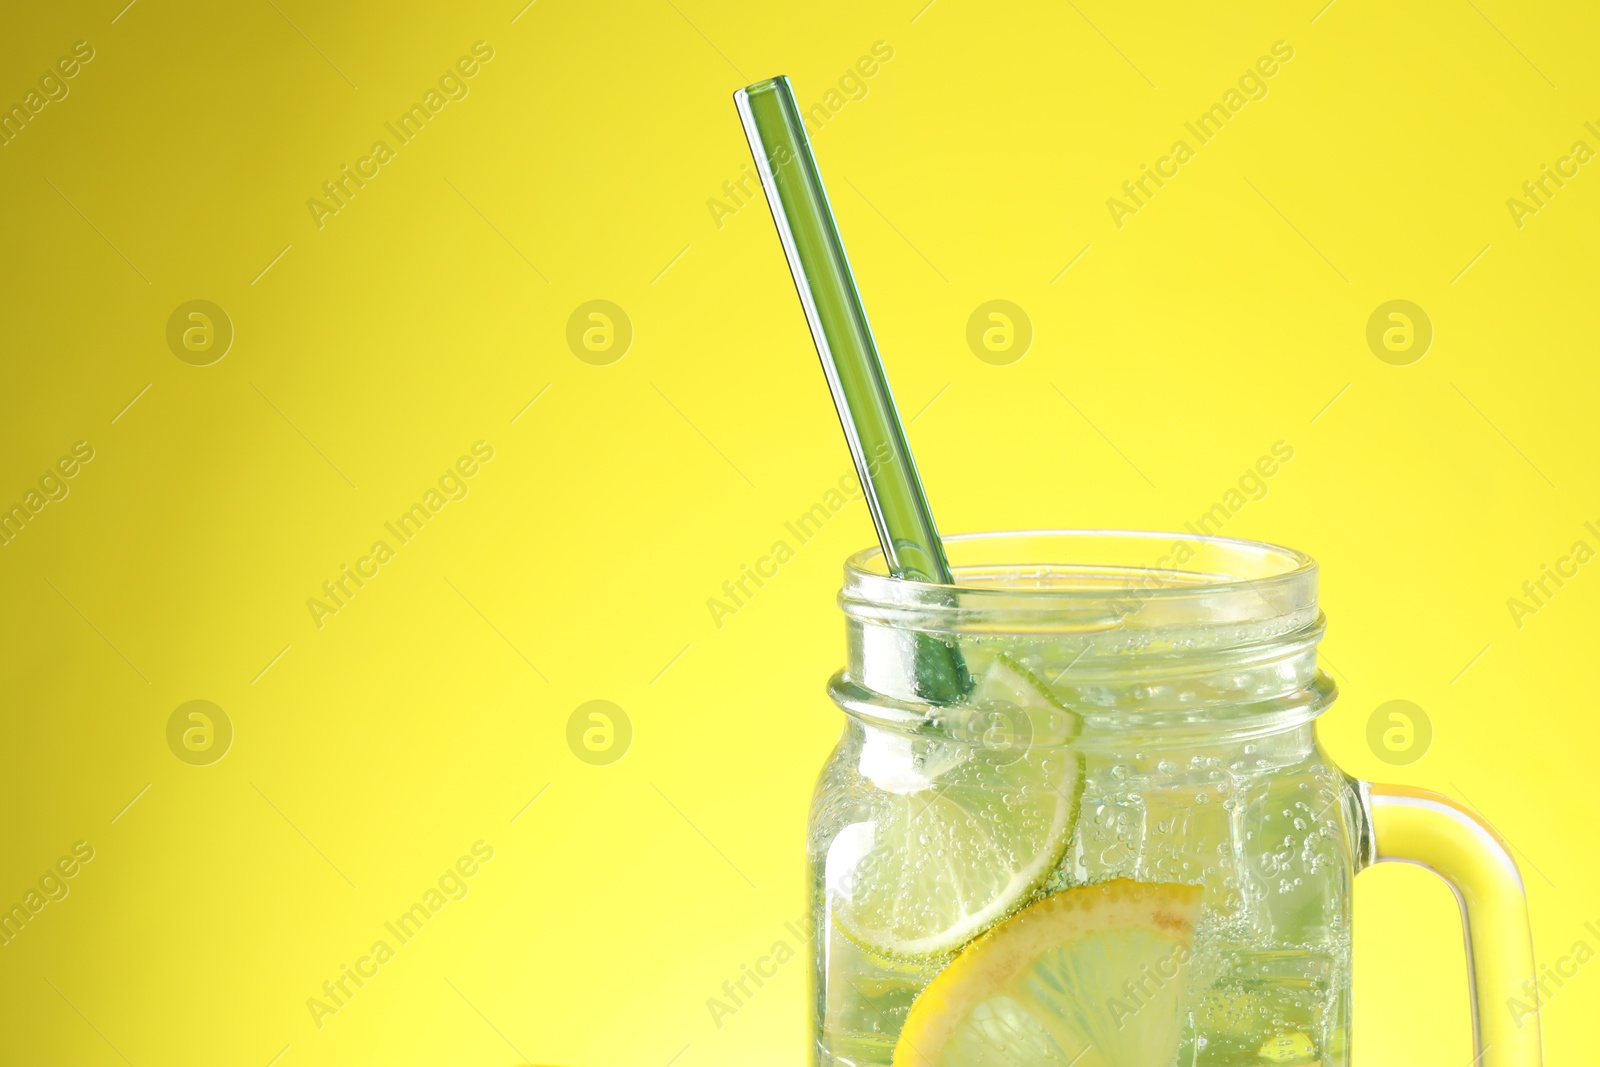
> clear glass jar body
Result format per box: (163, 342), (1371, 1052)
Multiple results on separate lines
(808, 532), (1365, 1067)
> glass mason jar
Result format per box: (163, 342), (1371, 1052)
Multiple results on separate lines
(808, 531), (1539, 1067)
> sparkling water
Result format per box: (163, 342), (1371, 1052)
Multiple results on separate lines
(809, 629), (1352, 1067)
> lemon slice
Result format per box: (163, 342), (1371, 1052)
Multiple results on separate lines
(894, 880), (1203, 1067)
(829, 655), (1083, 959)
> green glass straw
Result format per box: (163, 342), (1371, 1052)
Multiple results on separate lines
(734, 76), (971, 705)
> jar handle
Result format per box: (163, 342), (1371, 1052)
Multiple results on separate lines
(1360, 781), (1543, 1066)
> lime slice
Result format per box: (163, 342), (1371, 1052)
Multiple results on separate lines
(829, 654), (1084, 959)
(961, 653), (1082, 750)
(894, 880), (1203, 1067)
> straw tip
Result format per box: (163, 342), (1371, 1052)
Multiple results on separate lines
(734, 75), (791, 102)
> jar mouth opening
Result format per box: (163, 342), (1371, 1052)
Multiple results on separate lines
(841, 530), (1318, 635)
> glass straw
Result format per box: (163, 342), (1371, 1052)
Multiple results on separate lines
(734, 76), (971, 704)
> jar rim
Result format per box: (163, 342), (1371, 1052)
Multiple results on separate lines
(840, 529), (1318, 635)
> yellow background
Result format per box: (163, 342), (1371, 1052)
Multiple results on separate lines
(1, 0), (1595, 1064)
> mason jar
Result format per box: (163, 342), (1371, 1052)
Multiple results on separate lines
(808, 531), (1539, 1067)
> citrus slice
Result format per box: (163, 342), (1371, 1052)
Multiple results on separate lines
(962, 653), (1083, 749)
(1258, 1031), (1317, 1064)
(893, 879), (1203, 1067)
(830, 654), (1083, 959)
